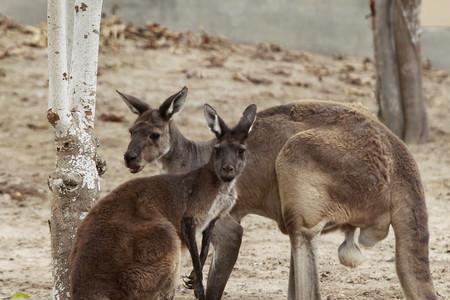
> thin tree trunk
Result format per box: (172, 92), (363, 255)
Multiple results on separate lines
(372, 0), (404, 137)
(394, 0), (429, 143)
(47, 1), (103, 299)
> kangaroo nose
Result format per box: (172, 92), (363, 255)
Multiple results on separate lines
(124, 151), (138, 162)
(222, 165), (235, 173)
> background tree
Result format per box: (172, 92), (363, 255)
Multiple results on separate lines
(371, 0), (429, 143)
(47, 0), (104, 299)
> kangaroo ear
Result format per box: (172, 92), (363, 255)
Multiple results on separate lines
(235, 104), (257, 138)
(116, 90), (150, 115)
(204, 104), (228, 139)
(159, 86), (188, 120)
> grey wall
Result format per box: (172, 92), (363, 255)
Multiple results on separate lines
(2, 0), (450, 70)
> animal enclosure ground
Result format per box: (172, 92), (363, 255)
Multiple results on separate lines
(0, 18), (449, 299)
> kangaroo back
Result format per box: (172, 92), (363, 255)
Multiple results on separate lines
(70, 181), (182, 300)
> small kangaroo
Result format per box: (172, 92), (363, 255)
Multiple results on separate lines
(118, 87), (438, 300)
(69, 99), (257, 300)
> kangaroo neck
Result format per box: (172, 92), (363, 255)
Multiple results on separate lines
(160, 122), (214, 174)
(182, 156), (234, 213)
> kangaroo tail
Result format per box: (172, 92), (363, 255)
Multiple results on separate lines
(391, 188), (437, 300)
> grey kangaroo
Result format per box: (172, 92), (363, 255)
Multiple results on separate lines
(69, 99), (257, 300)
(118, 87), (437, 300)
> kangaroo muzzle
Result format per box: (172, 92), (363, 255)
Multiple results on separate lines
(124, 150), (143, 173)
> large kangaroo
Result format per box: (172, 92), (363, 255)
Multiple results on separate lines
(69, 101), (257, 300)
(118, 87), (437, 300)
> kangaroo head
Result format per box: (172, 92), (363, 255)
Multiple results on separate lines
(204, 103), (257, 182)
(117, 87), (187, 173)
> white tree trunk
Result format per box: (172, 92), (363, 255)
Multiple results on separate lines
(47, 1), (103, 299)
(47, 0), (70, 132)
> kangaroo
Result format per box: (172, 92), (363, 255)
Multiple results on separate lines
(69, 99), (257, 300)
(118, 87), (437, 300)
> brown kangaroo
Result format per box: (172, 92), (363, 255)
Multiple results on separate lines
(118, 87), (437, 300)
(69, 99), (257, 300)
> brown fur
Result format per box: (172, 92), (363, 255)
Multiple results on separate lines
(118, 88), (437, 300)
(70, 176), (182, 300)
(270, 101), (435, 299)
(70, 101), (256, 300)
(218, 101), (435, 300)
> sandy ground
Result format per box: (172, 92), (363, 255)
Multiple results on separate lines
(0, 17), (449, 299)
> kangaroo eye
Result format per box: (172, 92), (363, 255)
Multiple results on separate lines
(149, 133), (160, 140)
(238, 148), (246, 156)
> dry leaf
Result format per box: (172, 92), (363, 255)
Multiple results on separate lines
(99, 113), (125, 123)
(206, 55), (226, 68)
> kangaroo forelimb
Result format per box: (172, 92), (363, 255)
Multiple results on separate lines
(200, 218), (218, 266)
(184, 218), (218, 290)
(182, 217), (205, 300)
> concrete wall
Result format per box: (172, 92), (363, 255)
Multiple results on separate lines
(422, 0), (450, 26)
(1, 0), (450, 70)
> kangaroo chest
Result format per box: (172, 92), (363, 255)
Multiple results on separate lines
(194, 183), (237, 234)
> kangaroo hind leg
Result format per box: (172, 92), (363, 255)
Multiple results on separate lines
(289, 231), (322, 300)
(359, 213), (390, 248)
(276, 138), (329, 299)
(276, 175), (324, 300)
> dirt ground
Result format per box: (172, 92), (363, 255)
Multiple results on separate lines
(0, 17), (449, 299)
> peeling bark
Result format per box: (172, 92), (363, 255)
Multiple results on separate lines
(47, 1), (104, 299)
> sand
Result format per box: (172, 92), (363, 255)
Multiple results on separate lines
(0, 17), (449, 299)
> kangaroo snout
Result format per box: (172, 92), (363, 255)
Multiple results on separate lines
(124, 151), (138, 162)
(222, 165), (235, 173)
(124, 151), (143, 173)
(220, 165), (237, 182)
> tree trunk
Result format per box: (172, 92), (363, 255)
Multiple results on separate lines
(372, 0), (429, 143)
(393, 0), (429, 143)
(47, 1), (103, 299)
(372, 0), (404, 137)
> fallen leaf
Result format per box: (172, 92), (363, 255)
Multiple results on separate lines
(269, 67), (291, 77)
(99, 113), (125, 122)
(232, 72), (247, 82)
(232, 72), (272, 85)
(206, 55), (226, 68)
